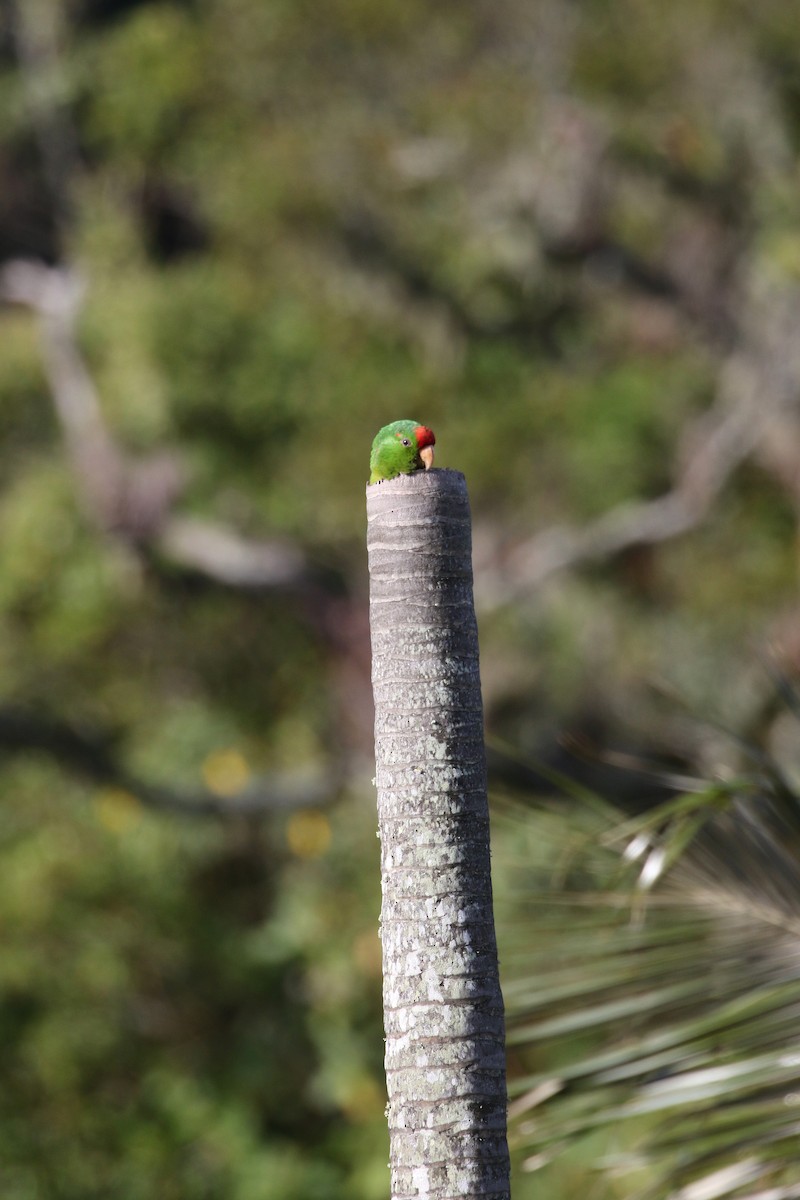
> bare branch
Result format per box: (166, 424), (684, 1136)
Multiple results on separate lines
(157, 516), (307, 589)
(0, 259), (138, 526)
(127, 769), (340, 819)
(476, 345), (798, 608)
(0, 706), (339, 818)
(0, 258), (309, 588)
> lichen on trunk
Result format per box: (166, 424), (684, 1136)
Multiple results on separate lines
(367, 468), (510, 1200)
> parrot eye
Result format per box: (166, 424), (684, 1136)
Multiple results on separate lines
(401, 438), (411, 446)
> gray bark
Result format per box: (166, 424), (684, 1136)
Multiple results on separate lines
(367, 468), (510, 1200)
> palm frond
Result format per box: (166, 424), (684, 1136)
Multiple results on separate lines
(496, 736), (800, 1200)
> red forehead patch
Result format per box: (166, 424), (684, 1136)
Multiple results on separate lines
(414, 425), (436, 449)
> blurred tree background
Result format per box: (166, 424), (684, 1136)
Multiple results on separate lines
(1, 0), (800, 1197)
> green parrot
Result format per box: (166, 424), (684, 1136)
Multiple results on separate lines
(369, 420), (436, 484)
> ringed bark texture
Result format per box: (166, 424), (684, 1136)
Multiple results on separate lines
(367, 468), (510, 1200)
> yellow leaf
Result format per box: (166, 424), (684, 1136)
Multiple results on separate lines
(94, 787), (141, 834)
(285, 810), (332, 859)
(202, 748), (251, 797)
(340, 1075), (384, 1122)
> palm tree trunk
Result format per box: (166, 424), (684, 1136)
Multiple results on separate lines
(367, 468), (510, 1200)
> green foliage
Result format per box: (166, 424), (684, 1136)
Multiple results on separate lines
(0, 760), (384, 1200)
(2, 0), (800, 1195)
(152, 264), (311, 475)
(81, 6), (206, 169)
(496, 758), (800, 1199)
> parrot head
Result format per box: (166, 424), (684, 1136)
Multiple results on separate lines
(369, 420), (436, 484)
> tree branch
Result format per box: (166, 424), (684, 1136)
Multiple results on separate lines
(0, 258), (309, 589)
(0, 706), (339, 818)
(476, 341), (799, 608)
(157, 516), (307, 590)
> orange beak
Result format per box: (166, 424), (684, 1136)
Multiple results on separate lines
(414, 425), (436, 471)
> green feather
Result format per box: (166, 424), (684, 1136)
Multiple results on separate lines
(369, 420), (431, 484)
